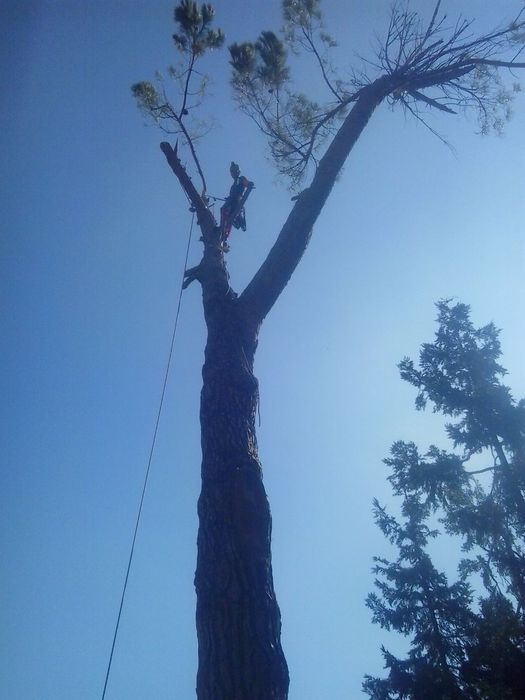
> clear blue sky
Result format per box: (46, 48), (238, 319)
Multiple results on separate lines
(2, 1), (524, 698)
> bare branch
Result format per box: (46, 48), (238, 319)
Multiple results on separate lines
(298, 25), (342, 103)
(423, 1), (443, 45)
(408, 89), (457, 114)
(159, 141), (216, 235)
(399, 97), (455, 151)
(465, 466), (496, 477)
(468, 58), (525, 69)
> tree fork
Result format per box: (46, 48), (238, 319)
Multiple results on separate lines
(133, 3), (525, 696)
(161, 143), (288, 698)
(240, 77), (392, 323)
(159, 76), (395, 700)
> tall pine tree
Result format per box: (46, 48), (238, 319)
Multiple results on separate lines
(132, 0), (525, 694)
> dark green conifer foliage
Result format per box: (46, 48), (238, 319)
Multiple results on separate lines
(399, 301), (525, 606)
(364, 495), (473, 700)
(462, 594), (525, 699)
(399, 301), (524, 466)
(366, 301), (525, 699)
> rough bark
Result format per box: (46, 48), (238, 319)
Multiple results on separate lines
(160, 74), (394, 700)
(194, 236), (289, 699)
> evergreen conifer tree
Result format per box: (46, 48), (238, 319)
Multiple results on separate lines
(366, 301), (525, 699)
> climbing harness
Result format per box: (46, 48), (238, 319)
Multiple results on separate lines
(220, 162), (254, 242)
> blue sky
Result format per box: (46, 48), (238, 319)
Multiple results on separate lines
(2, 1), (524, 698)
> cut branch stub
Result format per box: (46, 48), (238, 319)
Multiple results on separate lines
(183, 264), (202, 289)
(160, 141), (216, 237)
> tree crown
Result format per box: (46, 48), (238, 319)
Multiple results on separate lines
(134, 1), (525, 190)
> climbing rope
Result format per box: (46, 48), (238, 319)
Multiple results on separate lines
(101, 212), (195, 699)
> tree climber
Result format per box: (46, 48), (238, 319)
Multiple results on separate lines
(220, 161), (254, 248)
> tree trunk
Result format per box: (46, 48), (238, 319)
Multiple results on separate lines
(159, 77), (392, 698)
(192, 235), (289, 699)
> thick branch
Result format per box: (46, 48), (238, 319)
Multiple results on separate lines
(160, 141), (216, 236)
(239, 76), (391, 323)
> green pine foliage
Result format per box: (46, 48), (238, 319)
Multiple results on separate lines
(131, 1), (224, 190)
(229, 0), (348, 187)
(133, 2), (525, 189)
(173, 1), (224, 55)
(365, 301), (525, 699)
(133, 1), (224, 117)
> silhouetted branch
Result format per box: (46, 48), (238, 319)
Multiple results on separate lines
(160, 141), (216, 235)
(231, 1), (525, 186)
(133, 1), (225, 196)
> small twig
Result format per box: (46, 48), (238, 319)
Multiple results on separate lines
(401, 97), (455, 151)
(300, 25), (342, 103)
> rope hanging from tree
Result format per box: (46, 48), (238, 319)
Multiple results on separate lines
(100, 212), (195, 700)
